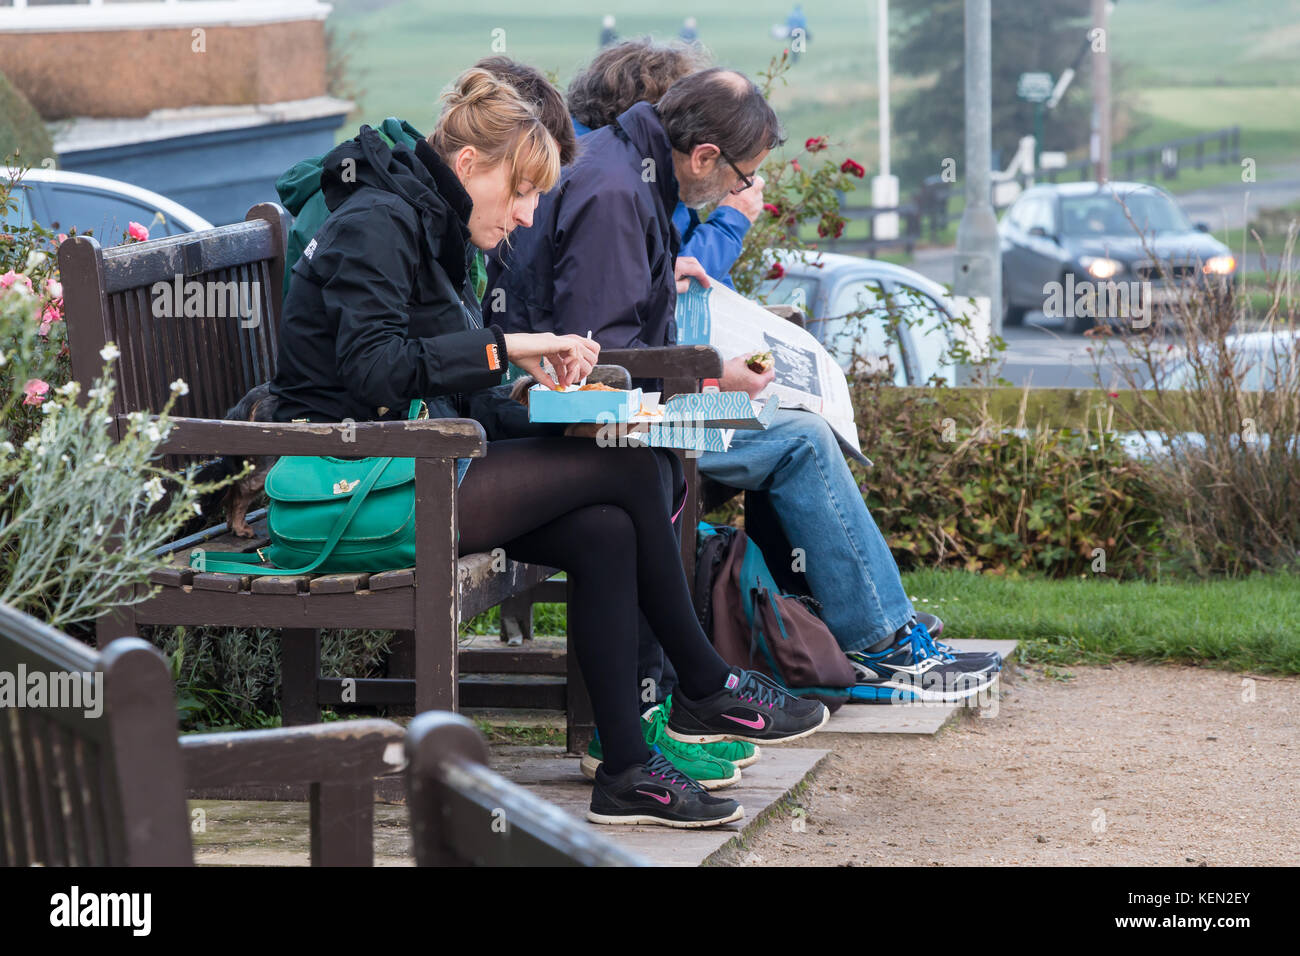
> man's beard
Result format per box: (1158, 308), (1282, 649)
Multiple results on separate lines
(679, 167), (733, 210)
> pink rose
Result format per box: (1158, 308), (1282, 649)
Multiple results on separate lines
(0, 270), (33, 292)
(45, 278), (62, 299)
(22, 379), (50, 406)
(127, 221), (150, 242)
(38, 303), (62, 336)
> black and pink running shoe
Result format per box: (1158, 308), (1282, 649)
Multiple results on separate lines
(666, 666), (829, 745)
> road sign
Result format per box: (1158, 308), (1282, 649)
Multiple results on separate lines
(1017, 71), (1053, 103)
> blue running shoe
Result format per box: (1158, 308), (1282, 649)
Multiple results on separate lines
(846, 621), (998, 703)
(916, 612), (1001, 670)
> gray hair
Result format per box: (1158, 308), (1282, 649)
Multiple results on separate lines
(656, 68), (785, 161)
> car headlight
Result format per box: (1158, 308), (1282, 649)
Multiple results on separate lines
(1081, 256), (1123, 280)
(1203, 254), (1236, 275)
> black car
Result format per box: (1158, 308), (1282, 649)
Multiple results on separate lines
(999, 181), (1236, 334)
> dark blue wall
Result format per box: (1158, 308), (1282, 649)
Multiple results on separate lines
(59, 111), (350, 226)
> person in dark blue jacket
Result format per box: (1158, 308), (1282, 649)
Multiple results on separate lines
(488, 67), (1003, 712)
(271, 67), (828, 828)
(565, 38), (763, 290)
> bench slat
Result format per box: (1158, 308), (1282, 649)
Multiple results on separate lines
(309, 573), (370, 594)
(249, 575), (311, 595)
(369, 568), (415, 590)
(192, 571), (250, 593)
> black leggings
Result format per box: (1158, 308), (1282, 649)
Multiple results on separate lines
(457, 437), (732, 774)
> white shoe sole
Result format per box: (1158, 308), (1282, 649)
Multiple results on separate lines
(866, 674), (998, 704)
(580, 754), (742, 790)
(665, 704), (831, 746)
(586, 805), (746, 828)
(732, 746), (761, 768)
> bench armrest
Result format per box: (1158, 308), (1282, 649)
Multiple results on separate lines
(143, 416), (487, 458)
(599, 345), (723, 380)
(180, 718), (405, 789)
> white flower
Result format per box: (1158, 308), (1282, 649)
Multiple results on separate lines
(0, 442), (13, 455)
(169, 378), (190, 396)
(40, 401), (57, 415)
(99, 343), (121, 362)
(92, 452), (106, 464)
(102, 416), (113, 426)
(0, 351), (7, 367)
(24, 250), (47, 270)
(142, 476), (166, 504)
(60, 454), (69, 463)
(22, 437), (38, 452)
(92, 523), (106, 536)
(57, 381), (79, 397)
(87, 387), (100, 399)
(192, 501), (203, 516)
(144, 422), (162, 443)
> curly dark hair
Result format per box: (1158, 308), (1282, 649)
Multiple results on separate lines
(567, 38), (711, 132)
(474, 55), (578, 166)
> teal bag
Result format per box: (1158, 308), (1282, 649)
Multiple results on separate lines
(193, 401), (425, 576)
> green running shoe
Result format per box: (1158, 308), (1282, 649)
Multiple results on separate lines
(581, 702), (741, 790)
(665, 696), (760, 767)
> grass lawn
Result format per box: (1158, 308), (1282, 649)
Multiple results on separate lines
(464, 570), (1300, 676)
(904, 568), (1300, 675)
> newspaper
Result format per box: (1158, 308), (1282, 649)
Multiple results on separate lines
(675, 280), (871, 467)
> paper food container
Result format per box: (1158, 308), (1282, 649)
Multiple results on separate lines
(528, 384), (644, 423)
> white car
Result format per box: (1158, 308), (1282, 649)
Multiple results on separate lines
(756, 249), (961, 386)
(2, 167), (212, 240)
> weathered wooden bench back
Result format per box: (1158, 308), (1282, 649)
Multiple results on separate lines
(60, 204), (289, 452)
(0, 603), (192, 866)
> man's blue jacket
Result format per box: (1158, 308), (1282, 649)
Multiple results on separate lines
(488, 103), (684, 348)
(572, 117), (751, 288)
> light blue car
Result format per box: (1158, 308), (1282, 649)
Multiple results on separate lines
(757, 249), (961, 386)
(2, 167), (211, 241)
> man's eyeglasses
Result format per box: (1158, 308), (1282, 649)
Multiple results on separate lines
(717, 149), (756, 194)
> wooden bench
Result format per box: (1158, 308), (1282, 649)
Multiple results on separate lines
(57, 203), (592, 746)
(0, 602), (640, 866)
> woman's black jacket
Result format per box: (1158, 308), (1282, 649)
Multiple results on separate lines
(270, 124), (548, 440)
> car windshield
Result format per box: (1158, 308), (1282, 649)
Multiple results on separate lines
(1060, 190), (1191, 237)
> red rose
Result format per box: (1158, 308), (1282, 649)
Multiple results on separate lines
(805, 136), (828, 153)
(763, 203), (782, 219)
(840, 159), (866, 178)
(765, 262), (785, 280)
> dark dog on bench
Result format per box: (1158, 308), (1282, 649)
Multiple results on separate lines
(193, 382), (279, 538)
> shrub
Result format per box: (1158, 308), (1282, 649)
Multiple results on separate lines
(0, 76), (54, 167)
(1090, 219), (1300, 576)
(851, 380), (1165, 578)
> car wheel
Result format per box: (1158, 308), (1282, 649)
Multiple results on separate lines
(1062, 272), (1095, 334)
(1002, 283), (1027, 327)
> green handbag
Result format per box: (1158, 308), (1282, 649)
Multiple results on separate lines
(193, 400), (424, 576)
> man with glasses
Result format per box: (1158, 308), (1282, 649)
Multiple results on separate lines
(489, 67), (999, 728)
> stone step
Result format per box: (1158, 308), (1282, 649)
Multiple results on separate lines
(189, 742), (829, 867)
(489, 744), (830, 867)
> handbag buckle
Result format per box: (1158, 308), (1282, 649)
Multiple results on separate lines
(256, 548), (267, 562)
(332, 478), (361, 495)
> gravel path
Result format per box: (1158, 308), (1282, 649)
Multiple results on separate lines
(715, 662), (1300, 866)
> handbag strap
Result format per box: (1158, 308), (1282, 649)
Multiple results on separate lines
(192, 399), (426, 577)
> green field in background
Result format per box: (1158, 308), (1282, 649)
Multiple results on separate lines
(328, 0), (1300, 199)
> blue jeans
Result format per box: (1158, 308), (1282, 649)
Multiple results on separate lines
(698, 409), (914, 652)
